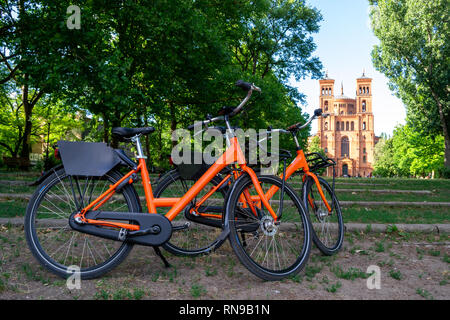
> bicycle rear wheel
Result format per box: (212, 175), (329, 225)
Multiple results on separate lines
(303, 176), (344, 255)
(225, 174), (311, 281)
(25, 167), (140, 279)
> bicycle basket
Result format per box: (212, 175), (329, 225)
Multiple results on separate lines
(175, 151), (212, 180)
(305, 152), (336, 173)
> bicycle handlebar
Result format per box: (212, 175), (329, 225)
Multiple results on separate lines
(287, 108), (326, 132)
(188, 80), (260, 130)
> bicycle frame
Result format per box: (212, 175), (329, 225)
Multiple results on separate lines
(74, 136), (278, 231)
(177, 148), (332, 221)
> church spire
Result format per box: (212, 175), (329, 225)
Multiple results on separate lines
(341, 81), (344, 95)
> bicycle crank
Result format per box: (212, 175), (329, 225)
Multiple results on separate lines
(69, 211), (172, 247)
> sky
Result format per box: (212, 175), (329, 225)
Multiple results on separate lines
(290, 0), (406, 137)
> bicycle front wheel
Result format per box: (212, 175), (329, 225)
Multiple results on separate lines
(303, 176), (344, 255)
(226, 174), (311, 281)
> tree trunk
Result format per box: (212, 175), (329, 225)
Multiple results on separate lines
(430, 87), (450, 171)
(102, 111), (110, 144)
(169, 103), (177, 149)
(19, 80), (32, 169)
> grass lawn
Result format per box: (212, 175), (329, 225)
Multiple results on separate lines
(0, 171), (449, 224)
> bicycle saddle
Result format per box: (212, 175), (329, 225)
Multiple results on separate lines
(112, 127), (155, 139)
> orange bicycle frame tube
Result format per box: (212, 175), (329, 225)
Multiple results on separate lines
(164, 137), (278, 221)
(261, 149), (332, 212)
(77, 136), (278, 230)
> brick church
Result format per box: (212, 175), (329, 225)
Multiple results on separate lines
(312, 71), (378, 177)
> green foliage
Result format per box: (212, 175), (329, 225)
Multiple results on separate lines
(1, 0), (324, 170)
(369, 0), (450, 170)
(373, 124), (445, 178)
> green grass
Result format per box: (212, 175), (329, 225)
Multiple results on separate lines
(331, 265), (371, 281)
(190, 283), (207, 298)
(416, 288), (434, 300)
(0, 173), (449, 225)
(0, 200), (28, 218)
(389, 269), (403, 280)
(342, 206), (450, 224)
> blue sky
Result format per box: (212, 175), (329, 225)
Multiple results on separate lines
(290, 0), (406, 136)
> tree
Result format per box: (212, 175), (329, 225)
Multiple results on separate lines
(373, 124), (445, 178)
(373, 135), (397, 177)
(369, 0), (450, 172)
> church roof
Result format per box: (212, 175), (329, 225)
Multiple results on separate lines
(334, 95), (354, 100)
(334, 81), (354, 100)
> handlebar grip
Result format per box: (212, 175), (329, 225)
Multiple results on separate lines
(235, 80), (252, 91)
(314, 108), (323, 117)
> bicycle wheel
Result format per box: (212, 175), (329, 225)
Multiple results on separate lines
(25, 167), (141, 279)
(303, 176), (344, 255)
(153, 169), (228, 256)
(226, 174), (311, 281)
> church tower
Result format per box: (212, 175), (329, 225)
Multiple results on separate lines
(314, 71), (377, 177)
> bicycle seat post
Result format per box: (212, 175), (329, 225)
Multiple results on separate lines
(224, 115), (235, 138)
(132, 135), (147, 159)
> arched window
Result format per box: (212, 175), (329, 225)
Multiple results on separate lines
(324, 122), (328, 130)
(346, 121), (349, 131)
(363, 122), (366, 130)
(362, 100), (366, 112)
(351, 121), (354, 131)
(367, 87), (370, 94)
(324, 147), (328, 153)
(324, 101), (328, 111)
(363, 87), (366, 94)
(363, 147), (366, 154)
(336, 121), (339, 131)
(341, 137), (349, 157)
(359, 87), (362, 94)
(322, 88), (324, 95)
(341, 122), (344, 131)
(363, 155), (367, 163)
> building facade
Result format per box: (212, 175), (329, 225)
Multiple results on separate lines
(314, 72), (377, 177)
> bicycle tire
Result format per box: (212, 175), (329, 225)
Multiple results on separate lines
(225, 174), (311, 281)
(25, 167), (141, 279)
(302, 176), (344, 255)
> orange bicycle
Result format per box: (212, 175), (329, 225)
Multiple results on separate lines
(155, 109), (344, 257)
(24, 81), (312, 281)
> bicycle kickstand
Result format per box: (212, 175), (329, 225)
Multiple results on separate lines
(152, 246), (171, 268)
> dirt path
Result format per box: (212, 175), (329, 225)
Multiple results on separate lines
(0, 225), (448, 300)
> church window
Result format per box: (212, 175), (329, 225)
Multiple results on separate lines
(362, 100), (366, 112)
(351, 121), (354, 131)
(324, 122), (328, 130)
(341, 137), (349, 157)
(341, 122), (344, 131)
(336, 121), (339, 131)
(346, 121), (349, 131)
(363, 155), (367, 163)
(363, 122), (366, 130)
(367, 87), (370, 94)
